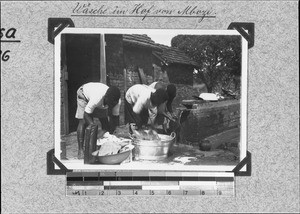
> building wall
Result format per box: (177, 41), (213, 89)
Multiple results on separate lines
(180, 100), (240, 145)
(105, 34), (126, 124)
(73, 36), (198, 127)
(123, 45), (154, 87)
(166, 64), (194, 86)
(172, 83), (207, 112)
(153, 63), (169, 83)
(106, 38), (154, 125)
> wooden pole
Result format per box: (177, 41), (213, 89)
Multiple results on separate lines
(124, 68), (127, 92)
(100, 34), (107, 84)
(61, 35), (69, 135)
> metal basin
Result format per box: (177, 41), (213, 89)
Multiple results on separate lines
(92, 145), (134, 165)
(94, 150), (130, 164)
(132, 133), (176, 161)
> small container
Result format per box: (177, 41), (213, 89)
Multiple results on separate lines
(199, 140), (212, 151)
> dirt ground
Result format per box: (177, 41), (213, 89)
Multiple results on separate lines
(61, 125), (239, 166)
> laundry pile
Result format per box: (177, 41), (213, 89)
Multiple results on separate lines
(131, 129), (160, 141)
(92, 132), (131, 156)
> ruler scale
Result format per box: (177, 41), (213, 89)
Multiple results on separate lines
(66, 171), (235, 196)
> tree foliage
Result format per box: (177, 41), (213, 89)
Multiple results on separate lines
(171, 35), (242, 93)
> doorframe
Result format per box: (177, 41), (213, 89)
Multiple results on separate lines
(59, 32), (107, 135)
(61, 34), (69, 135)
(100, 34), (107, 84)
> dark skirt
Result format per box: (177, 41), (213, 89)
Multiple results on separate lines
(124, 98), (149, 128)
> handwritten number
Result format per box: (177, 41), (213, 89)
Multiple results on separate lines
(150, 190), (154, 195)
(100, 191), (105, 195)
(134, 191), (138, 195)
(184, 190), (188, 195)
(167, 191), (171, 195)
(1, 50), (10, 62)
(117, 190), (121, 195)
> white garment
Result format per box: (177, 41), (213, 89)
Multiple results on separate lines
(199, 93), (220, 101)
(125, 84), (158, 123)
(82, 82), (120, 116)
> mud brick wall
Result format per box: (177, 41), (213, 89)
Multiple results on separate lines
(153, 63), (169, 82)
(123, 45), (153, 76)
(106, 36), (155, 125)
(125, 68), (153, 87)
(172, 84), (208, 114)
(180, 100), (240, 144)
(124, 45), (154, 87)
(105, 35), (125, 124)
(166, 64), (194, 86)
(108, 73), (125, 124)
(105, 34), (124, 76)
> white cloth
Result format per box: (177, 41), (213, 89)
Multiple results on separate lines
(82, 82), (120, 115)
(199, 93), (219, 101)
(125, 84), (158, 122)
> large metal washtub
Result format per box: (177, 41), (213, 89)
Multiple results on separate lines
(132, 132), (176, 161)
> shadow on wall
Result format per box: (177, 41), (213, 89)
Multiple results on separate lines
(153, 64), (169, 83)
(173, 83), (208, 112)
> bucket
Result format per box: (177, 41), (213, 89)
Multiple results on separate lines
(132, 132), (176, 161)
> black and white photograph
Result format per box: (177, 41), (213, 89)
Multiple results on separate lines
(1, 0), (299, 212)
(55, 28), (248, 171)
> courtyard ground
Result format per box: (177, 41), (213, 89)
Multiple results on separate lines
(61, 125), (239, 166)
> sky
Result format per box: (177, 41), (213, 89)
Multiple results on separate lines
(147, 33), (178, 46)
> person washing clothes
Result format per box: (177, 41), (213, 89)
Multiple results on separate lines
(75, 82), (121, 159)
(149, 81), (177, 130)
(125, 84), (168, 130)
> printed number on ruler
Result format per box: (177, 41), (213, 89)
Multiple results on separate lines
(67, 189), (231, 196)
(71, 190), (87, 195)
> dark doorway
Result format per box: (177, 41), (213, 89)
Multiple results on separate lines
(63, 34), (101, 133)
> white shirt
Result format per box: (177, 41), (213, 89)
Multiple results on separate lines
(82, 82), (121, 116)
(125, 84), (158, 122)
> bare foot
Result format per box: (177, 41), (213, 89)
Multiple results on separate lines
(78, 149), (84, 159)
